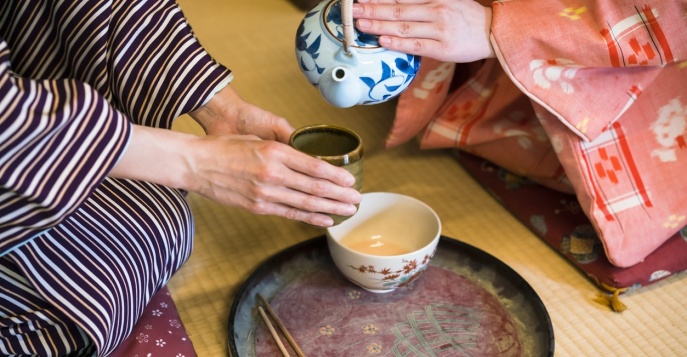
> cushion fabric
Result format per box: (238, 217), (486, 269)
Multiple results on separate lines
(454, 151), (687, 293)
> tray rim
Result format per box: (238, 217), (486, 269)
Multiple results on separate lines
(227, 235), (555, 356)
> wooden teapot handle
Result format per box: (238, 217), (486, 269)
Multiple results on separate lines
(341, 0), (355, 54)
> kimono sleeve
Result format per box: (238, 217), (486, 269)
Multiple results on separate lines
(0, 39), (132, 256)
(106, 0), (233, 128)
(490, 0), (687, 142)
(490, 1), (687, 267)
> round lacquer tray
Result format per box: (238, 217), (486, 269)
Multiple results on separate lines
(228, 235), (554, 356)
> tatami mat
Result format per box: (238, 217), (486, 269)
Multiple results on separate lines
(169, 0), (687, 356)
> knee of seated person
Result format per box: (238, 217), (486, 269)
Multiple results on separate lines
(100, 178), (195, 273)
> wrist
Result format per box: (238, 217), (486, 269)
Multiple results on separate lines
(110, 125), (198, 192)
(189, 84), (241, 135)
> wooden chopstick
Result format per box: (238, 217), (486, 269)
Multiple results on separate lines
(257, 293), (306, 357)
(258, 306), (291, 357)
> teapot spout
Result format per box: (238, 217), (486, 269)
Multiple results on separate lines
(318, 66), (361, 108)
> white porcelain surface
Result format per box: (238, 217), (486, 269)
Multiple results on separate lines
(326, 192), (441, 293)
(295, 0), (421, 108)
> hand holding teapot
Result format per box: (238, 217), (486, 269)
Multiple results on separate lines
(295, 0), (422, 108)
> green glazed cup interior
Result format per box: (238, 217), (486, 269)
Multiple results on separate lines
(289, 124), (363, 164)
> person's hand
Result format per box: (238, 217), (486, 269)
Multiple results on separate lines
(187, 85), (361, 226)
(111, 85), (361, 227)
(352, 0), (495, 63)
(181, 132), (361, 227)
(189, 85), (294, 143)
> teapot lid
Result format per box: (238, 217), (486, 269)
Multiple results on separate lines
(323, 0), (381, 49)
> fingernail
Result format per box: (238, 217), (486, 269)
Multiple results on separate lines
(317, 217), (334, 227)
(344, 204), (357, 215)
(357, 19), (371, 28)
(352, 4), (362, 15)
(353, 192), (362, 203)
(378, 36), (391, 45)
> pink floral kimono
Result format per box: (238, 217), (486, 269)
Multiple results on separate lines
(387, 1), (687, 268)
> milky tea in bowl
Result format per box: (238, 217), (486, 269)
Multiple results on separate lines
(326, 192), (442, 293)
(338, 208), (419, 256)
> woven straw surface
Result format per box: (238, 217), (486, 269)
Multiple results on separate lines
(169, 0), (687, 356)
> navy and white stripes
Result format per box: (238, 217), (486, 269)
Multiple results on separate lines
(1, 0), (232, 355)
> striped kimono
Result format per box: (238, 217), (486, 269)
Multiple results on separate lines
(0, 1), (232, 355)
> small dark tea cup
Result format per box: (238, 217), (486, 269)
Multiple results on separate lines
(289, 124), (363, 225)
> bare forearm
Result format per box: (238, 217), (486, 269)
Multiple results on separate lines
(109, 125), (197, 191)
(108, 85), (360, 227)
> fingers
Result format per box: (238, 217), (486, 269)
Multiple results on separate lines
(285, 147), (358, 188)
(285, 185), (359, 215)
(280, 206), (336, 227)
(234, 179), (359, 227)
(261, 202), (344, 228)
(273, 118), (295, 144)
(352, 1), (445, 58)
(194, 136), (362, 227)
(248, 143), (362, 225)
(356, 0), (431, 5)
(378, 36), (442, 59)
(264, 149), (362, 226)
(356, 18), (438, 42)
(219, 187), (348, 227)
(233, 103), (294, 143)
(353, 3), (434, 22)
(355, 17), (444, 59)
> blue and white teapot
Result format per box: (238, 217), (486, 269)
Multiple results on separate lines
(295, 0), (421, 108)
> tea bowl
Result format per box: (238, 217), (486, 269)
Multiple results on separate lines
(326, 192), (441, 293)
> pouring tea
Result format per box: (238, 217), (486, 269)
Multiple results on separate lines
(295, 0), (421, 108)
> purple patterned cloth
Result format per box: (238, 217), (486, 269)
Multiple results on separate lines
(454, 151), (687, 293)
(109, 286), (197, 357)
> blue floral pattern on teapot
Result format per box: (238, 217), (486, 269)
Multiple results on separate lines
(295, 0), (421, 108)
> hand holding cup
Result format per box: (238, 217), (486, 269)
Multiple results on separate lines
(289, 124), (364, 225)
